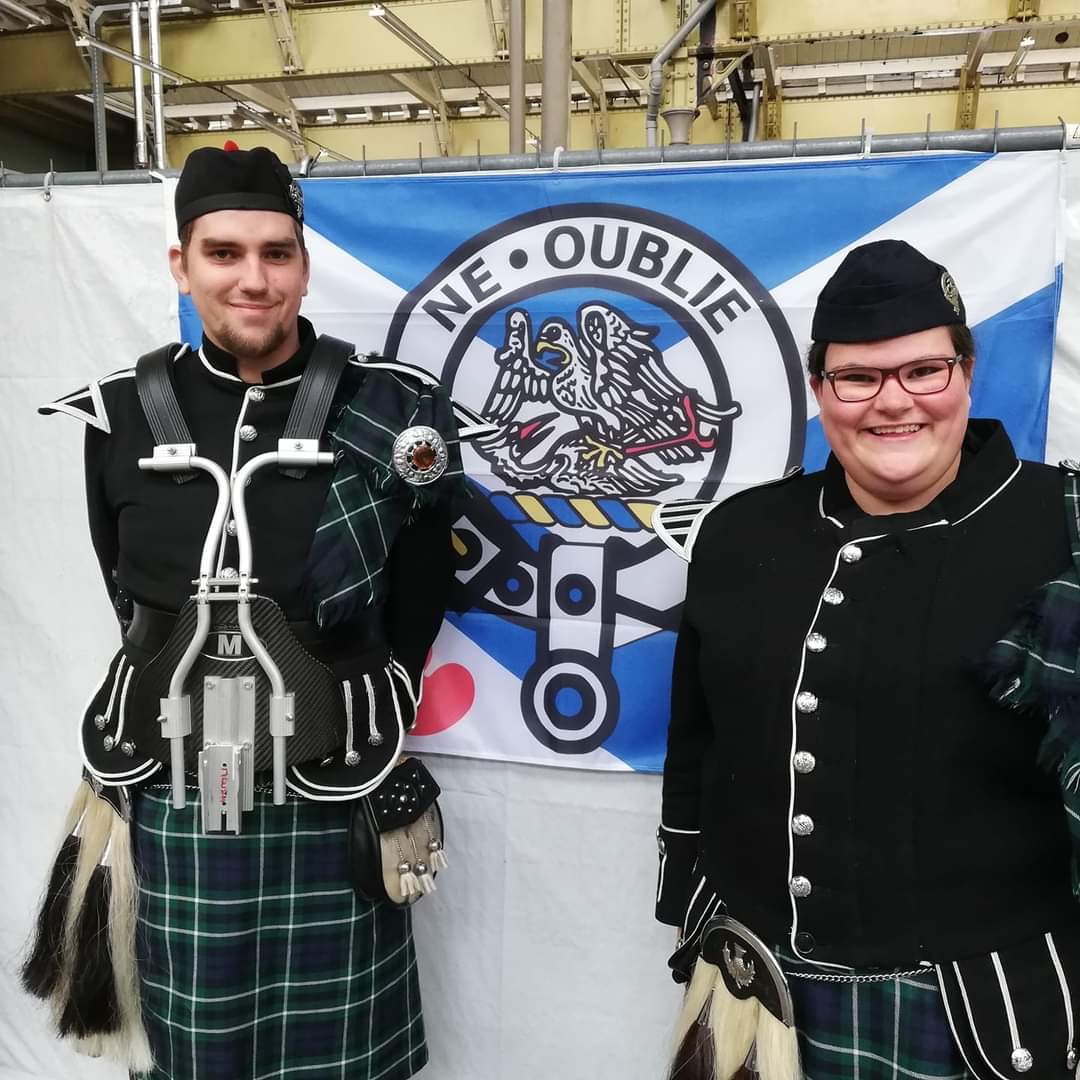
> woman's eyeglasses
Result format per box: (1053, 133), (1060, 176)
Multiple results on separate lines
(822, 356), (963, 403)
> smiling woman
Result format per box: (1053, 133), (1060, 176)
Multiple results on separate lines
(656, 240), (1080, 1080)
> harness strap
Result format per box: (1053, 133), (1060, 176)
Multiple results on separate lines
(135, 344), (195, 484)
(280, 335), (354, 478)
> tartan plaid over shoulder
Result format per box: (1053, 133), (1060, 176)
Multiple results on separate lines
(987, 463), (1080, 894)
(304, 360), (467, 629)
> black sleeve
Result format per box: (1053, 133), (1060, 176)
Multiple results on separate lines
(382, 501), (458, 702)
(84, 424), (119, 604)
(656, 604), (710, 926)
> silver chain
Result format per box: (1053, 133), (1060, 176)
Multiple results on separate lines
(787, 966), (931, 984)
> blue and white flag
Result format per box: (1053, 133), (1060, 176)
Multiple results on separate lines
(180, 151), (1065, 773)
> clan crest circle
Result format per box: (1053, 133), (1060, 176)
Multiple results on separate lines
(386, 203), (804, 755)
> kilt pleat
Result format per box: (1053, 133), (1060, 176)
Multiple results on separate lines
(133, 788), (427, 1080)
(779, 952), (971, 1080)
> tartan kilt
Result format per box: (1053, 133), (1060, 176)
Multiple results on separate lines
(132, 787), (427, 1080)
(778, 951), (971, 1080)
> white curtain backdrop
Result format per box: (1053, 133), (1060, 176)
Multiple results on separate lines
(2, 150), (1080, 1079)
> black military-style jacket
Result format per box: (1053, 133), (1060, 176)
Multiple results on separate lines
(41, 317), (464, 798)
(656, 420), (1076, 969)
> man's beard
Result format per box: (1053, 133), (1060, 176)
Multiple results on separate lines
(214, 319), (289, 363)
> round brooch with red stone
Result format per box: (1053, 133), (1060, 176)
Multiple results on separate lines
(392, 425), (449, 486)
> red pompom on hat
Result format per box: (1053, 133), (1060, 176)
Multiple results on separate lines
(222, 139), (240, 152)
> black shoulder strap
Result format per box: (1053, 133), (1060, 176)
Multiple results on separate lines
(280, 334), (354, 479)
(135, 344), (195, 484)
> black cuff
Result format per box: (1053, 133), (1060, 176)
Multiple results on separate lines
(654, 824), (701, 926)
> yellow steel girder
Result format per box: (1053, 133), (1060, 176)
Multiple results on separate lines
(0, 0), (695, 97)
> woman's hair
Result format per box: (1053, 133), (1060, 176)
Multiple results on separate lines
(806, 324), (976, 378)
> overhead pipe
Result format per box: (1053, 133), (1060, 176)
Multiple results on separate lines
(509, 0), (525, 154)
(540, 0), (570, 152)
(130, 2), (148, 168)
(747, 81), (760, 142)
(646, 0), (718, 148)
(90, 46), (109, 171)
(147, 0), (166, 168)
(0, 0), (48, 26)
(5, 125), (1076, 188)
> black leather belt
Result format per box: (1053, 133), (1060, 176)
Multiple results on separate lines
(125, 600), (387, 666)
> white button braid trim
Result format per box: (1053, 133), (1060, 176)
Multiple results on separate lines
(936, 962), (1007, 1080)
(198, 346), (303, 388)
(786, 529), (886, 971)
(947, 960), (1018, 1080)
(991, 950), (1034, 1073)
(216, 387), (261, 575)
(1045, 931), (1076, 1069)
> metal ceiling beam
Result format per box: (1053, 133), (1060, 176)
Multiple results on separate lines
(11, 8), (1080, 97)
(0, 0), (48, 27)
(258, 0), (302, 73)
(1003, 31), (1036, 80)
(369, 3), (512, 121)
(389, 68), (449, 153)
(388, 69), (443, 110)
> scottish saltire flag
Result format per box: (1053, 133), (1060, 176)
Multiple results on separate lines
(178, 151), (1065, 774)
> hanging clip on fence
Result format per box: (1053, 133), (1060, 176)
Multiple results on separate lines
(860, 118), (872, 158)
(552, 144), (564, 171)
(1060, 116), (1080, 151)
(42, 165), (54, 202)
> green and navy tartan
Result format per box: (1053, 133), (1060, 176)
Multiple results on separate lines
(986, 468), (1080, 894)
(778, 952), (971, 1080)
(132, 787), (427, 1080)
(305, 364), (467, 630)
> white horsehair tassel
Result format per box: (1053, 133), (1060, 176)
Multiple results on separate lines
(397, 861), (420, 899)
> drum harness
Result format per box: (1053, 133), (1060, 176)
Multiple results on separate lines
(134, 336), (351, 834)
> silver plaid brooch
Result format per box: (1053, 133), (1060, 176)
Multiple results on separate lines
(392, 426), (448, 486)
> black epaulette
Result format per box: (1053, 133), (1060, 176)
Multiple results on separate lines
(348, 353), (499, 444)
(37, 367), (141, 433)
(653, 467), (803, 562)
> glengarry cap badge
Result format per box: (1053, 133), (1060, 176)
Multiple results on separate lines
(941, 270), (961, 316)
(392, 426), (449, 486)
(288, 179), (304, 223)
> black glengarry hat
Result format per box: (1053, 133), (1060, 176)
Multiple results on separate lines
(811, 239), (965, 343)
(174, 144), (303, 231)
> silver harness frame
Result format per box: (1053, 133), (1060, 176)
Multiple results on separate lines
(132, 335), (352, 833)
(139, 438), (334, 831)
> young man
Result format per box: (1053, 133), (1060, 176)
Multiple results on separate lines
(26, 145), (487, 1079)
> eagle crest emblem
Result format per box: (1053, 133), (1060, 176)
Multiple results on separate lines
(475, 301), (742, 497)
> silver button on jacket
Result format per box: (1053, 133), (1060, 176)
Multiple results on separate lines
(790, 875), (812, 898)
(796, 690), (819, 714)
(239, 424), (257, 442)
(792, 814), (815, 836)
(793, 751), (816, 774)
(840, 544), (863, 564)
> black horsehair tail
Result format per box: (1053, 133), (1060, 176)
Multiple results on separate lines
(20, 832), (82, 999)
(20, 781), (94, 1001)
(57, 857), (122, 1037)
